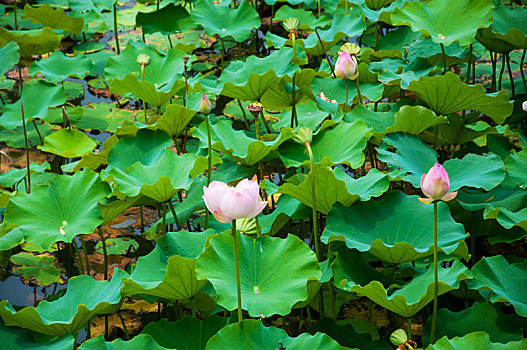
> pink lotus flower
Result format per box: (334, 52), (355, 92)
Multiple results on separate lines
(335, 51), (358, 80)
(199, 93), (212, 114)
(203, 179), (268, 223)
(418, 163), (458, 204)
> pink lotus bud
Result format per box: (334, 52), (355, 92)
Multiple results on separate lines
(199, 93), (212, 114)
(334, 51), (358, 80)
(418, 163), (458, 204)
(202, 179), (268, 223)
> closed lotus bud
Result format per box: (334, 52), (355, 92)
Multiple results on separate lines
(202, 179), (268, 223)
(418, 163), (458, 204)
(522, 100), (527, 112)
(334, 51), (358, 80)
(137, 54), (151, 66)
(199, 93), (212, 114)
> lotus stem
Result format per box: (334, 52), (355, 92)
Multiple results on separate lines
(237, 99), (249, 130)
(506, 53), (515, 97)
(18, 64), (23, 91)
(104, 315), (109, 339)
(73, 239), (85, 275)
(440, 43), (447, 74)
(20, 101), (30, 193)
(168, 198), (181, 231)
(140, 206), (144, 231)
(205, 113), (212, 228)
(408, 317), (412, 340)
(161, 201), (167, 234)
(113, 2), (120, 55)
(97, 226), (108, 281)
(117, 311), (130, 340)
(345, 79), (349, 110)
(220, 37), (225, 69)
(375, 22), (379, 48)
(317, 0), (320, 17)
(430, 201), (438, 343)
(369, 299), (374, 341)
(231, 219), (243, 322)
(13, 1), (18, 30)
(314, 28), (336, 78)
(520, 49), (527, 94)
(80, 236), (90, 275)
(499, 53), (506, 91)
(32, 120), (44, 145)
(305, 142), (321, 261)
(345, 0), (348, 15)
(291, 74), (298, 128)
(466, 44), (473, 83)
(490, 51), (497, 92)
(157, 0), (160, 10)
(167, 35), (173, 49)
(355, 78), (363, 105)
(260, 110), (271, 134)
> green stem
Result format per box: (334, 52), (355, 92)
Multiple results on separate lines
(220, 37), (225, 69)
(237, 99), (249, 130)
(118, 311), (130, 340)
(97, 227), (108, 281)
(440, 43), (447, 74)
(73, 240), (85, 275)
(231, 220), (243, 322)
(204, 113), (212, 228)
(431, 201), (438, 343)
(14, 1), (18, 30)
(314, 28), (335, 78)
(408, 317), (412, 340)
(80, 236), (90, 275)
(345, 0), (348, 15)
(317, 0), (320, 17)
(345, 79), (349, 110)
(499, 53), (506, 91)
(506, 53), (515, 97)
(113, 2), (120, 55)
(167, 35), (173, 49)
(32, 120), (44, 145)
(355, 78), (363, 105)
(260, 110), (271, 134)
(466, 44), (473, 83)
(305, 142), (320, 261)
(161, 201), (167, 234)
(20, 101), (30, 193)
(491, 51), (497, 92)
(520, 49), (527, 94)
(291, 74), (297, 128)
(157, 0), (160, 10)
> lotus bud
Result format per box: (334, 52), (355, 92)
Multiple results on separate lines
(283, 17), (300, 32)
(522, 100), (527, 112)
(334, 51), (358, 80)
(340, 42), (360, 56)
(137, 54), (151, 66)
(293, 127), (313, 144)
(246, 102), (263, 119)
(418, 163), (458, 204)
(199, 93), (212, 114)
(202, 179), (268, 223)
(390, 329), (408, 347)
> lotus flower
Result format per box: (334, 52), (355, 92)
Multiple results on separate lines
(334, 51), (358, 80)
(199, 93), (212, 114)
(203, 179), (268, 223)
(418, 163), (458, 204)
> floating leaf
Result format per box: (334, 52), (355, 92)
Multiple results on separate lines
(10, 252), (63, 286)
(29, 51), (92, 83)
(136, 4), (192, 35)
(22, 4), (84, 34)
(0, 27), (61, 56)
(38, 128), (97, 158)
(67, 103), (140, 133)
(95, 238), (138, 255)
(427, 331), (527, 350)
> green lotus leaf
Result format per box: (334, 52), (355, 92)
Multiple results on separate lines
(74, 134), (118, 172)
(310, 75), (384, 105)
(427, 331), (527, 350)
(68, 0), (114, 13)
(122, 230), (214, 301)
(192, 0), (260, 41)
(468, 255), (527, 317)
(272, 100), (329, 132)
(259, 194), (308, 236)
(384, 105), (448, 135)
(0, 41), (19, 75)
(0, 80), (66, 130)
(0, 27), (61, 56)
(3, 169), (111, 250)
(323, 191), (468, 263)
(65, 103), (140, 132)
(22, 4), (84, 34)
(38, 128), (97, 158)
(406, 37), (477, 67)
(369, 56), (439, 90)
(343, 104), (396, 143)
(79, 334), (168, 349)
(278, 120), (371, 168)
(205, 319), (343, 350)
(279, 166), (389, 214)
(95, 237), (138, 255)
(141, 316), (229, 350)
(476, 5), (527, 53)
(109, 150), (197, 202)
(194, 119), (293, 166)
(260, 72), (315, 112)
(156, 104), (197, 138)
(443, 153), (505, 192)
(108, 128), (173, 170)
(196, 232), (321, 317)
(217, 47), (299, 101)
(407, 72), (513, 124)
(10, 252), (63, 286)
(391, 0), (493, 47)
(505, 150), (527, 188)
(136, 4), (192, 35)
(0, 162), (50, 188)
(365, 0), (396, 10)
(29, 51), (92, 83)
(110, 73), (184, 107)
(337, 259), (471, 317)
(274, 6), (330, 31)
(0, 269), (128, 336)
(426, 115), (505, 146)
(421, 302), (527, 346)
(0, 322), (75, 350)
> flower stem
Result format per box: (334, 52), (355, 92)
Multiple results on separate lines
(345, 79), (349, 110)
(113, 2), (120, 55)
(168, 199), (181, 231)
(204, 114), (212, 228)
(520, 49), (526, 94)
(345, 0), (348, 15)
(440, 43), (447, 74)
(355, 78), (363, 105)
(305, 142), (320, 261)
(97, 226), (108, 281)
(237, 99), (249, 130)
(81, 236), (90, 275)
(408, 317), (412, 340)
(73, 239), (85, 275)
(430, 201), (438, 343)
(118, 311), (129, 340)
(465, 44), (473, 84)
(20, 101), (30, 193)
(231, 219), (243, 322)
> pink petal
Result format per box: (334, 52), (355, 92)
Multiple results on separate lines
(235, 178), (260, 204)
(202, 181), (230, 213)
(219, 189), (256, 220)
(246, 200), (268, 218)
(418, 197), (434, 204)
(213, 209), (233, 224)
(441, 191), (458, 202)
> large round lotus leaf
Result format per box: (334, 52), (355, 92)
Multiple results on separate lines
(194, 119), (293, 166)
(0, 161), (49, 188)
(407, 72), (513, 124)
(443, 153), (505, 192)
(505, 150), (527, 188)
(0, 269), (128, 336)
(0, 27), (61, 56)
(322, 191), (468, 263)
(476, 5), (527, 53)
(122, 230), (214, 301)
(274, 6), (330, 31)
(310, 76), (384, 105)
(10, 252), (62, 286)
(22, 4), (84, 34)
(344, 104), (397, 142)
(29, 51), (92, 83)
(110, 73), (185, 107)
(38, 128), (97, 158)
(421, 302), (527, 346)
(0, 322), (74, 350)
(69, 0), (114, 12)
(261, 71), (318, 112)
(278, 120), (371, 168)
(141, 316), (229, 350)
(468, 255), (527, 317)
(3, 169), (111, 251)
(217, 47), (299, 101)
(0, 41), (19, 75)
(196, 232), (321, 317)
(384, 105), (448, 135)
(0, 80), (66, 131)
(369, 56), (439, 90)
(391, 0), (493, 47)
(427, 331), (527, 350)
(79, 334), (169, 350)
(108, 128), (173, 170)
(109, 150), (197, 202)
(205, 319), (343, 350)
(156, 104), (197, 138)
(278, 166), (389, 214)
(192, 0), (260, 41)
(66, 103), (140, 132)
(136, 4), (192, 35)
(335, 259), (471, 317)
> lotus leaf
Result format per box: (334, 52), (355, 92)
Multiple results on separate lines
(0, 162), (50, 188)
(38, 128), (97, 158)
(274, 6), (330, 31)
(29, 52), (92, 83)
(66, 103), (140, 132)
(0, 41), (19, 74)
(476, 5), (527, 53)
(156, 104), (197, 138)
(95, 237), (138, 255)
(427, 331), (527, 350)
(0, 322), (74, 350)
(505, 150), (527, 188)
(22, 4), (84, 34)
(79, 334), (169, 349)
(196, 232), (321, 317)
(10, 252), (62, 286)
(0, 27), (61, 56)
(136, 4), (193, 35)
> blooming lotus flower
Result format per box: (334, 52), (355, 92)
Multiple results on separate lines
(199, 93), (212, 114)
(335, 51), (358, 80)
(203, 179), (268, 223)
(418, 163), (458, 204)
